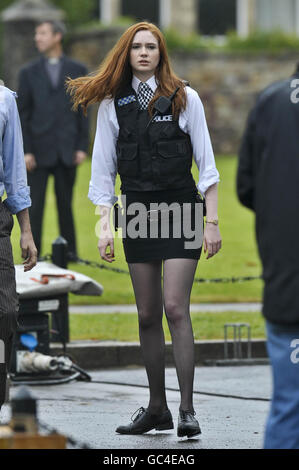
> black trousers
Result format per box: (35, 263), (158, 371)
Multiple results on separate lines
(0, 201), (19, 409)
(27, 163), (77, 256)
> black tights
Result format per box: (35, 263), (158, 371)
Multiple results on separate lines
(128, 258), (198, 415)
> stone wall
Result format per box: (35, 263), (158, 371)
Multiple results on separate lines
(66, 27), (127, 139)
(171, 51), (298, 154)
(66, 26), (125, 72)
(1, 0), (65, 90)
(67, 28), (299, 154)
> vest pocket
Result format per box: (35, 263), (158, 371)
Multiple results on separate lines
(156, 140), (190, 177)
(116, 142), (139, 177)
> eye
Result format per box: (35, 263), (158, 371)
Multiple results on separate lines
(131, 44), (140, 49)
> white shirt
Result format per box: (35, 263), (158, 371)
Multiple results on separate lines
(88, 75), (220, 208)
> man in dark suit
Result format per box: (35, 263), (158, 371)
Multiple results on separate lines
(17, 20), (89, 260)
(237, 65), (299, 448)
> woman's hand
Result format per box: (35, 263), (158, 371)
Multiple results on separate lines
(203, 223), (222, 259)
(98, 231), (115, 262)
(24, 153), (37, 172)
(96, 205), (115, 263)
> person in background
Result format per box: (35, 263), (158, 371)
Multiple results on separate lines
(237, 63), (299, 449)
(17, 20), (89, 261)
(0, 82), (37, 412)
(67, 22), (221, 438)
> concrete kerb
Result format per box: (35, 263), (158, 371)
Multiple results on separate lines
(50, 339), (268, 369)
(52, 303), (267, 368)
(69, 303), (263, 314)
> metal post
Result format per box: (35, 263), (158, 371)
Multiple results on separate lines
(233, 324), (237, 358)
(52, 236), (68, 268)
(10, 386), (38, 434)
(50, 238), (69, 348)
(247, 324), (252, 358)
(238, 324), (242, 358)
(224, 324), (228, 359)
(224, 323), (252, 361)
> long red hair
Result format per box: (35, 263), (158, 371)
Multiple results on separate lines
(66, 22), (187, 118)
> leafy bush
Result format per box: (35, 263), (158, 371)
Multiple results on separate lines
(72, 16), (135, 33)
(164, 28), (299, 55)
(51, 0), (96, 26)
(225, 29), (299, 53)
(164, 29), (210, 52)
(0, 0), (14, 12)
(0, 0), (97, 27)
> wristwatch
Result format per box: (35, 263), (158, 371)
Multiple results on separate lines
(206, 219), (219, 225)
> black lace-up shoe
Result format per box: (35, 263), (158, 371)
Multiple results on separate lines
(177, 409), (201, 438)
(115, 406), (174, 434)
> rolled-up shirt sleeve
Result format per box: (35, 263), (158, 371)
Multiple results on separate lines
(184, 87), (220, 196)
(2, 90), (31, 214)
(88, 98), (118, 208)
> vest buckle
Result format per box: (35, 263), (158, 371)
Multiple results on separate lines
(147, 209), (160, 221)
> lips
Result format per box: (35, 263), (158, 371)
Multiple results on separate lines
(139, 61), (149, 65)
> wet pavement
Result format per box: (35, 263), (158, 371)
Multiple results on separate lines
(1, 365), (272, 449)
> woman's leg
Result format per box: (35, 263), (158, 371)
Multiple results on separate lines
(163, 258), (199, 413)
(128, 260), (168, 414)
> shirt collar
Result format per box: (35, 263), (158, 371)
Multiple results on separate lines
(42, 54), (64, 64)
(132, 75), (158, 94)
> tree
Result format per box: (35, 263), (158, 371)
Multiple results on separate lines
(0, 0), (97, 26)
(51, 0), (96, 26)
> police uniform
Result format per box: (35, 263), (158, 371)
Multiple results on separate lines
(89, 75), (220, 262)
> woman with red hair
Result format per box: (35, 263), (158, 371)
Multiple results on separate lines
(67, 22), (221, 438)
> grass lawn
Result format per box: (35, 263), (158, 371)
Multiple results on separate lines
(69, 311), (266, 341)
(10, 155), (263, 305)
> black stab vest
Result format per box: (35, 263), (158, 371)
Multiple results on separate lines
(114, 85), (197, 193)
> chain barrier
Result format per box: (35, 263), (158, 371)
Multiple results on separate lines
(192, 275), (262, 284)
(38, 254), (52, 262)
(76, 255), (131, 275)
(40, 253), (262, 284)
(38, 419), (92, 449)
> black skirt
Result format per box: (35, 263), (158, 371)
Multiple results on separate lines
(119, 188), (204, 263)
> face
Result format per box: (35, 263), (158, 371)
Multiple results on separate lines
(130, 30), (160, 80)
(35, 23), (61, 54)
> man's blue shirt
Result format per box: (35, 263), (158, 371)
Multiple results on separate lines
(0, 85), (31, 214)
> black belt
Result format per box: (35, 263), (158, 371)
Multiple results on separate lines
(113, 195), (206, 230)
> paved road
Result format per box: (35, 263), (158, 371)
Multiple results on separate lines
(1, 365), (271, 449)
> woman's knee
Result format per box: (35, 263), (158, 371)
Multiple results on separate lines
(138, 308), (162, 329)
(164, 301), (187, 325)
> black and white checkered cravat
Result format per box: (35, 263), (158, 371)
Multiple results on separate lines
(137, 82), (154, 110)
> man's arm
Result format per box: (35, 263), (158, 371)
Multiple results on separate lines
(17, 67), (37, 172)
(17, 67), (34, 155)
(236, 105), (258, 211)
(16, 209), (37, 271)
(2, 89), (37, 271)
(75, 65), (89, 156)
